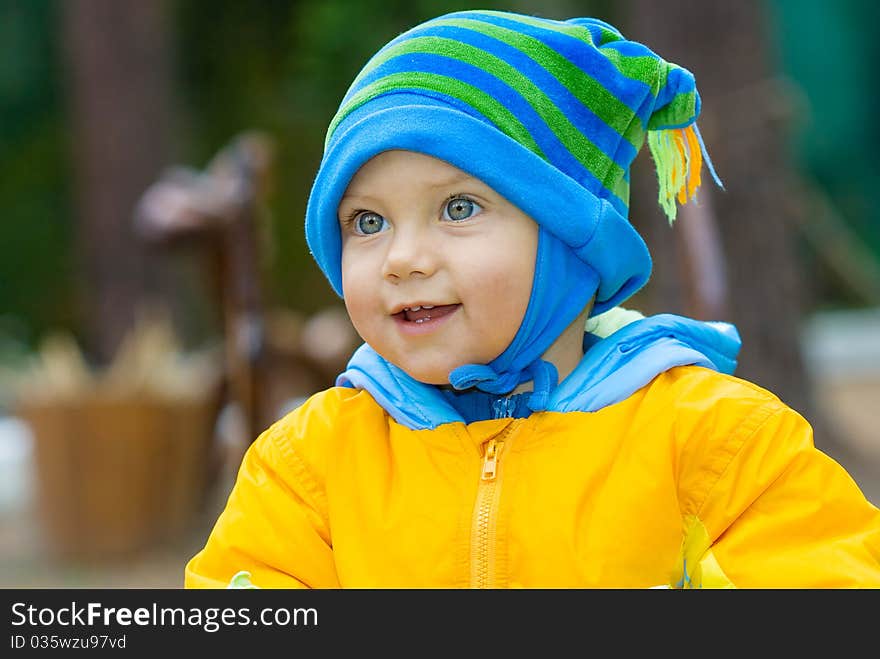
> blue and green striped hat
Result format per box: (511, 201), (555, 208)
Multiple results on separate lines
(305, 9), (719, 313)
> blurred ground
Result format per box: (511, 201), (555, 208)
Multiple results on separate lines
(0, 309), (878, 588)
(0, 493), (220, 588)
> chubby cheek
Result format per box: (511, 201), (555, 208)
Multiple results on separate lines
(464, 253), (532, 320)
(342, 294), (379, 345)
(341, 296), (369, 343)
(340, 262), (378, 342)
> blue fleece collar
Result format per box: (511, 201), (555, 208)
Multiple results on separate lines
(336, 313), (742, 430)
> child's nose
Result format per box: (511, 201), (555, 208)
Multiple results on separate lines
(381, 224), (438, 282)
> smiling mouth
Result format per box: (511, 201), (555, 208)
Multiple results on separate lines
(393, 304), (460, 324)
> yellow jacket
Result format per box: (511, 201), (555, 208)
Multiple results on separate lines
(185, 365), (880, 588)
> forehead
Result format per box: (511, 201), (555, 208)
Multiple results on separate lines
(343, 150), (477, 196)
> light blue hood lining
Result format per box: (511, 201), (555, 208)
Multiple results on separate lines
(336, 313), (742, 431)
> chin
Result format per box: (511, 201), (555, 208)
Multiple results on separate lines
(399, 363), (455, 386)
(407, 371), (451, 386)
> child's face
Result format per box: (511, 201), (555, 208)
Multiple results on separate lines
(338, 150), (538, 385)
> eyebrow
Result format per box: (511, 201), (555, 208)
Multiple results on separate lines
(342, 171), (479, 200)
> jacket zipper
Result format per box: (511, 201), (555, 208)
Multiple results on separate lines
(470, 423), (516, 588)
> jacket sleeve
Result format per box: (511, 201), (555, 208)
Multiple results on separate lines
(677, 399), (880, 588)
(184, 399), (340, 589)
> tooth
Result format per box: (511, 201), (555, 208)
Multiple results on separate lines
(410, 305), (421, 311)
(422, 305), (434, 309)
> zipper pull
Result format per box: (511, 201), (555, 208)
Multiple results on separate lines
(481, 438), (502, 481)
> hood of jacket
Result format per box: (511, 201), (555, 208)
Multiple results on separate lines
(336, 312), (741, 431)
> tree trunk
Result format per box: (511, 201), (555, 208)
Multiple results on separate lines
(61, 0), (174, 365)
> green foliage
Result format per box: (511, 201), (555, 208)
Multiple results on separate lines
(768, 0), (880, 259)
(0, 0), (75, 347)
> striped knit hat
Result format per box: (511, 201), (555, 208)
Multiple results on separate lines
(305, 10), (721, 401)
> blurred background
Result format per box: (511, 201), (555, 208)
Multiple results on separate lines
(0, 0), (877, 587)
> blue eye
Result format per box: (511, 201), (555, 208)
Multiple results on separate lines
(354, 212), (386, 235)
(444, 197), (481, 221)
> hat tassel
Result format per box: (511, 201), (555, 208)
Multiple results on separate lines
(647, 123), (723, 225)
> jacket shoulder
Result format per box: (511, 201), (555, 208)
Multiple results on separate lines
(648, 364), (798, 453)
(269, 385), (387, 438)
(249, 386), (387, 487)
(653, 364), (785, 410)
(645, 365), (811, 511)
